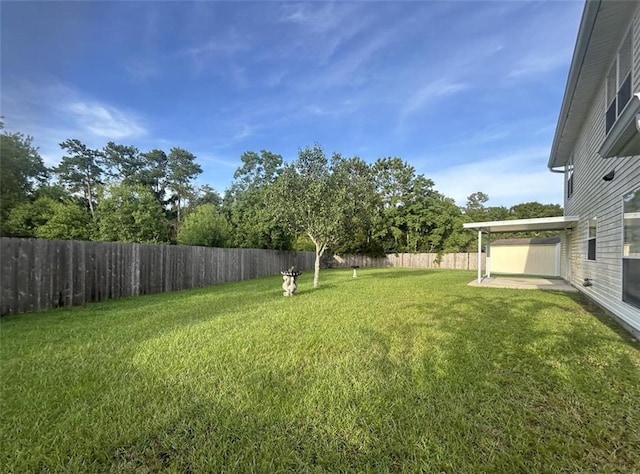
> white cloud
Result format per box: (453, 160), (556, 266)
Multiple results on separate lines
(397, 78), (469, 128)
(508, 51), (570, 79)
(1, 79), (149, 167)
(279, 2), (356, 35)
(196, 152), (237, 169)
(68, 102), (147, 139)
(277, 2), (375, 64)
(303, 100), (356, 118)
(462, 126), (511, 146)
(322, 33), (390, 87)
(231, 124), (252, 141)
(502, 3), (579, 81)
(407, 79), (468, 114)
(427, 148), (564, 207)
(176, 30), (249, 77)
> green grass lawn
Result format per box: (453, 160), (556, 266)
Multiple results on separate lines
(2, 268), (639, 473)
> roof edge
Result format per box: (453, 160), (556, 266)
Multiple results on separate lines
(463, 216), (580, 232)
(547, 0), (600, 170)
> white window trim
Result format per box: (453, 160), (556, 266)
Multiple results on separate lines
(605, 26), (633, 135)
(623, 188), (640, 260)
(566, 155), (574, 199)
(587, 217), (597, 261)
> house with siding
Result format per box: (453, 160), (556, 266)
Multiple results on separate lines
(465, 0), (640, 337)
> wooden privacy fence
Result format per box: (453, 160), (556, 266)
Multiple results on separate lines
(0, 238), (315, 316)
(0, 238), (483, 316)
(332, 252), (485, 270)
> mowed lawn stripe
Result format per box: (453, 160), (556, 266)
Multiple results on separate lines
(2, 269), (639, 472)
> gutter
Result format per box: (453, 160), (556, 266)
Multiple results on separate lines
(547, 0), (601, 170)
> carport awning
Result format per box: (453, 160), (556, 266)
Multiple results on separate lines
(463, 215), (580, 233)
(464, 215), (579, 284)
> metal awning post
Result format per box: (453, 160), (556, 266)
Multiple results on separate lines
(477, 230), (482, 283)
(486, 231), (491, 278)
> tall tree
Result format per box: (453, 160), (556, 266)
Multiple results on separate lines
(231, 150), (284, 192)
(138, 149), (169, 207)
(95, 184), (168, 243)
(510, 202), (563, 220)
(191, 184), (223, 211)
(226, 150), (291, 249)
(270, 145), (361, 288)
(464, 191), (490, 222)
(407, 192), (471, 253)
(166, 147), (202, 224)
(53, 139), (104, 219)
(371, 157), (434, 253)
(0, 131), (48, 230)
(102, 142), (144, 184)
(463, 191), (510, 223)
(332, 156), (379, 255)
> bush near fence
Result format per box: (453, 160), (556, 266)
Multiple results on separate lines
(0, 238), (484, 316)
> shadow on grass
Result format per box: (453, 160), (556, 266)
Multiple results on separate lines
(4, 269), (640, 472)
(107, 285), (640, 472)
(563, 291), (640, 348)
(110, 284), (640, 472)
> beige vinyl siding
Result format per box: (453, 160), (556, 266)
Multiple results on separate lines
(564, 2), (640, 332)
(560, 231), (573, 281)
(492, 243), (560, 277)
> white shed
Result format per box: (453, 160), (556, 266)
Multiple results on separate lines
(491, 237), (561, 277)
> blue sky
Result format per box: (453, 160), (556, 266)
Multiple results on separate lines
(1, 0), (583, 207)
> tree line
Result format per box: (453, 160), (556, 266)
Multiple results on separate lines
(1, 128), (563, 285)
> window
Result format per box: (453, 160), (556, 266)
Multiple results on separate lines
(587, 218), (597, 261)
(606, 30), (632, 134)
(623, 188), (640, 309)
(567, 156), (574, 199)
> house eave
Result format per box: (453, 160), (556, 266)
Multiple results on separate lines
(548, 0), (638, 170)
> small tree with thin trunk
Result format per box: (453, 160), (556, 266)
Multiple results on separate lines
(270, 145), (365, 288)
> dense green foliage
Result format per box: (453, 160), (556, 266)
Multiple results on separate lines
(371, 157), (468, 254)
(270, 145), (370, 287)
(2, 269), (639, 472)
(177, 204), (230, 247)
(0, 132), (48, 230)
(35, 199), (93, 241)
(0, 126), (563, 253)
(95, 184), (169, 243)
(224, 151), (292, 250)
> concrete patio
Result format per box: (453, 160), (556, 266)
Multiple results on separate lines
(468, 276), (578, 292)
